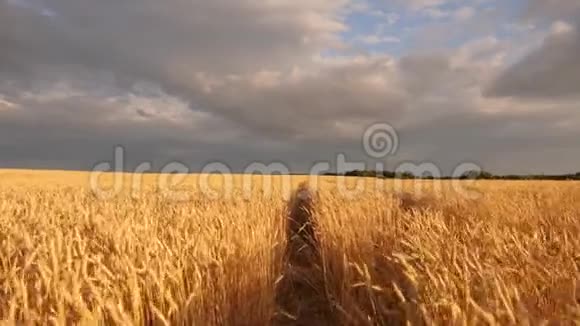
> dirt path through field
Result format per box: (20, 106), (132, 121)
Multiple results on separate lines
(273, 183), (337, 326)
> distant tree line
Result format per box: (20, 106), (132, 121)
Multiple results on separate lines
(323, 170), (580, 181)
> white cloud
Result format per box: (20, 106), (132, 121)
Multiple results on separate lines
(0, 95), (17, 110)
(355, 35), (401, 45)
(405, 0), (449, 10)
(551, 20), (575, 35)
(370, 10), (400, 25)
(454, 6), (475, 21)
(505, 22), (536, 33)
(423, 7), (451, 19)
(451, 36), (506, 70)
(343, 1), (370, 14)
(422, 5), (475, 21)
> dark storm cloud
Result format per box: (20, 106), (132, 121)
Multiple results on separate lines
(486, 24), (580, 99)
(486, 0), (580, 99)
(524, 0), (580, 21)
(1, 0), (580, 173)
(0, 0), (345, 84)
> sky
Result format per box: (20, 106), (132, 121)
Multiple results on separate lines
(1, 0), (579, 174)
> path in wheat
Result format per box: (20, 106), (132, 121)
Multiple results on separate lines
(273, 183), (336, 326)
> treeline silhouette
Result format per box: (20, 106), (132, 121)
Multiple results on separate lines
(323, 170), (580, 181)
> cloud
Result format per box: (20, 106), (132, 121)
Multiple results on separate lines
(486, 21), (580, 98)
(454, 7), (475, 21)
(0, 0), (409, 169)
(524, 0), (580, 21)
(404, 0), (449, 11)
(370, 11), (400, 25)
(190, 55), (407, 140)
(0, 95), (17, 111)
(0, 0), (360, 138)
(421, 5), (475, 21)
(354, 35), (401, 45)
(0, 0), (348, 86)
(1, 0), (580, 173)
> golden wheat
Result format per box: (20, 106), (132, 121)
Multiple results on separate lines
(315, 182), (580, 325)
(0, 170), (578, 325)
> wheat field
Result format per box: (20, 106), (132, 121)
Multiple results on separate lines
(0, 169), (579, 325)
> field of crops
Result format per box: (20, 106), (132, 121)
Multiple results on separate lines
(0, 170), (579, 325)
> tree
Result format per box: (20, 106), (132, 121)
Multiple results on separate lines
(460, 170), (493, 180)
(397, 172), (415, 179)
